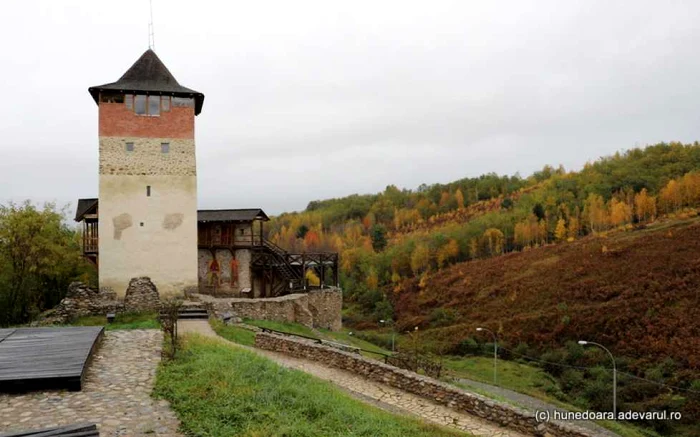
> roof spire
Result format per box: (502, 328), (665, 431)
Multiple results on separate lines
(148, 0), (155, 50)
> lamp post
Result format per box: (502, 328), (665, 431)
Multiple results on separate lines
(379, 319), (396, 353)
(579, 340), (616, 419)
(476, 327), (497, 385)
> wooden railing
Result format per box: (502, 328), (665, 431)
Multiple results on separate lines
(82, 221), (98, 254)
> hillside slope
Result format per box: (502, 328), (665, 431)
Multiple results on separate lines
(395, 218), (700, 370)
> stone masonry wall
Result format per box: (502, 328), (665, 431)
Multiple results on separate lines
(255, 332), (597, 437)
(194, 288), (342, 331)
(47, 282), (123, 323)
(40, 278), (163, 324)
(99, 137), (195, 176)
(124, 277), (161, 312)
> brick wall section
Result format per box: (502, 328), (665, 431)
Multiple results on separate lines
(99, 103), (194, 138)
(255, 332), (598, 437)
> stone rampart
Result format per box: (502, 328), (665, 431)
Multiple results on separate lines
(194, 288), (342, 331)
(255, 332), (598, 437)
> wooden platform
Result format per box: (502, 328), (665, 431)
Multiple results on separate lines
(0, 423), (99, 437)
(0, 327), (104, 392)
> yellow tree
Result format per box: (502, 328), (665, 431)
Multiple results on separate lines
(366, 267), (379, 290)
(634, 189), (657, 222)
(438, 191), (452, 210)
(468, 238), (479, 259)
(584, 193), (608, 232)
(481, 228), (504, 256)
(514, 220), (531, 249)
(436, 239), (460, 268)
(554, 218), (567, 241)
(454, 189), (465, 210)
(609, 198), (633, 227)
(567, 216), (580, 239)
(305, 269), (320, 286)
(410, 243), (431, 275)
(659, 179), (682, 213)
(680, 172), (700, 206)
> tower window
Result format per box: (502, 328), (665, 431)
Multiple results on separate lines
(126, 142), (134, 152)
(161, 143), (170, 153)
(135, 95), (147, 115)
(162, 96), (171, 112)
(146, 185), (151, 197)
(148, 96), (160, 116)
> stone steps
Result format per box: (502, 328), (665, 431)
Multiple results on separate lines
(177, 307), (209, 320)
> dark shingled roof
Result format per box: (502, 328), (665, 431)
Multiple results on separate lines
(198, 209), (270, 222)
(75, 200), (268, 222)
(75, 198), (98, 221)
(88, 49), (205, 115)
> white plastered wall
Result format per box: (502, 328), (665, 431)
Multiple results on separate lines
(98, 172), (198, 298)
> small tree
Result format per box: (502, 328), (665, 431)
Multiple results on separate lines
(160, 299), (183, 360)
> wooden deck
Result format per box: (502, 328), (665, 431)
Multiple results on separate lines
(0, 327), (104, 392)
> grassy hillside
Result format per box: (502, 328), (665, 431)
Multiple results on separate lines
(394, 218), (700, 370)
(264, 142), (700, 435)
(391, 218), (700, 435)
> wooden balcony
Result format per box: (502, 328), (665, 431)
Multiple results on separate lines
(82, 221), (98, 254)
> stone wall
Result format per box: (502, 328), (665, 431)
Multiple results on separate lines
(40, 278), (163, 324)
(47, 282), (123, 323)
(99, 136), (195, 176)
(193, 288), (342, 331)
(255, 332), (597, 437)
(124, 277), (161, 312)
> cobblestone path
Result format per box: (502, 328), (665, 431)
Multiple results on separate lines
(178, 320), (528, 437)
(0, 330), (182, 437)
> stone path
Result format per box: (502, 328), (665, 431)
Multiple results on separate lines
(453, 378), (618, 437)
(178, 320), (527, 437)
(0, 330), (182, 437)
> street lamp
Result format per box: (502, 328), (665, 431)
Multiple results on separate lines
(579, 340), (617, 419)
(379, 319), (396, 353)
(476, 327), (498, 385)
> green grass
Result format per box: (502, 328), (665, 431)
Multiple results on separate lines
(70, 312), (160, 330)
(442, 356), (659, 437)
(443, 356), (558, 399)
(320, 329), (392, 358)
(244, 318), (319, 337)
(154, 335), (468, 437)
(210, 319), (256, 346)
(244, 319), (392, 358)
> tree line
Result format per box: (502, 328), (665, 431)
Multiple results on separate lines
(266, 142), (700, 319)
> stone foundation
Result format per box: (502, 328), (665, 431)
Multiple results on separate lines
(45, 282), (123, 323)
(193, 288), (342, 331)
(39, 278), (162, 324)
(255, 332), (597, 437)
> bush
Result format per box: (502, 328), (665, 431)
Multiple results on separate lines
(452, 337), (479, 356)
(428, 308), (459, 328)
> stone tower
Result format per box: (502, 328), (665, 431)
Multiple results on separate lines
(88, 49), (204, 297)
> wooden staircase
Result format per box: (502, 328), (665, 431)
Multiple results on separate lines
(260, 239), (304, 287)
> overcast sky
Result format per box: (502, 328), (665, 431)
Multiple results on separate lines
(1, 1), (699, 215)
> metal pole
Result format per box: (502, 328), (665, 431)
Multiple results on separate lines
(579, 340), (616, 419)
(477, 327), (497, 385)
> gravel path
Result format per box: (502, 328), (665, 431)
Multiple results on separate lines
(178, 320), (527, 437)
(451, 378), (618, 437)
(0, 330), (182, 437)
